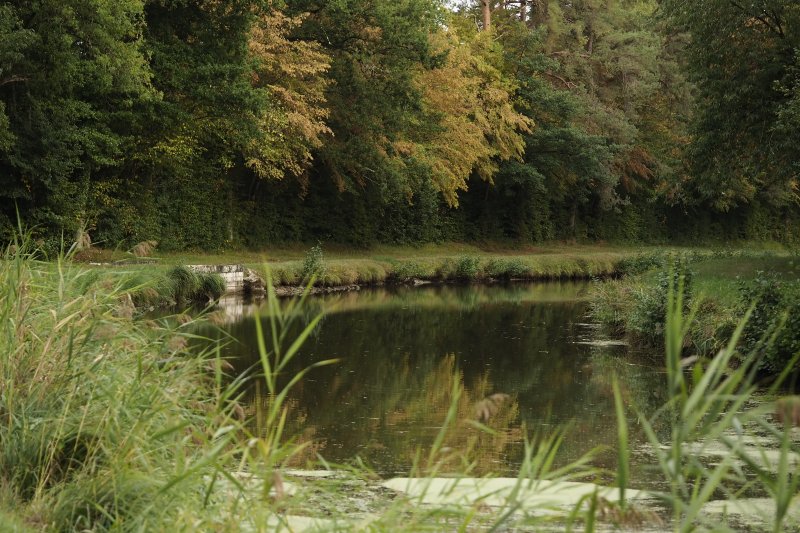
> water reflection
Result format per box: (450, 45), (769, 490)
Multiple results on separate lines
(199, 282), (666, 478)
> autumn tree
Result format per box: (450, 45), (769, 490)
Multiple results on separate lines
(246, 9), (331, 185)
(284, 0), (441, 200)
(413, 25), (531, 204)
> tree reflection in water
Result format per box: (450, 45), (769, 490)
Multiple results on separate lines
(199, 282), (665, 479)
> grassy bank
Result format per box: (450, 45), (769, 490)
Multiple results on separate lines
(2, 242), (800, 530)
(0, 246), (232, 529)
(588, 250), (800, 377)
(78, 242), (793, 300)
(78, 242), (640, 287)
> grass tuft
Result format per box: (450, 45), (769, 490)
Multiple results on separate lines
(130, 240), (158, 258)
(198, 272), (226, 301)
(167, 265), (201, 302)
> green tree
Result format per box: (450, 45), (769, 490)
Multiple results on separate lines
(285, 0), (442, 201)
(0, 0), (152, 239)
(662, 0), (800, 209)
(469, 0), (689, 239)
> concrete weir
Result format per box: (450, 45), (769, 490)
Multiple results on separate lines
(186, 264), (265, 296)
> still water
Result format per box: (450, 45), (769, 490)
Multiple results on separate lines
(200, 282), (666, 479)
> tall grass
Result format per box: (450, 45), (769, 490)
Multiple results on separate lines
(3, 233), (798, 530)
(245, 270), (338, 496)
(607, 272), (800, 531)
(0, 235), (246, 529)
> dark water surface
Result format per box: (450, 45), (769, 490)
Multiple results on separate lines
(200, 282), (667, 479)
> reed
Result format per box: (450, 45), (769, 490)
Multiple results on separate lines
(0, 234), (243, 529)
(2, 232), (798, 530)
(607, 272), (800, 531)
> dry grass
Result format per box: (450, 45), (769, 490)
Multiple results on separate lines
(130, 240), (158, 257)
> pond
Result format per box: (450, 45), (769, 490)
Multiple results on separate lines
(197, 281), (668, 483)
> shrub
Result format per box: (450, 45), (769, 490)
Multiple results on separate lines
(740, 273), (800, 375)
(301, 243), (326, 282)
(485, 258), (530, 280)
(628, 258), (693, 345)
(453, 255), (481, 281)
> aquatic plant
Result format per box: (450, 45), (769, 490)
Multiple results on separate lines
(243, 269), (338, 492)
(607, 273), (800, 531)
(0, 234), (240, 529)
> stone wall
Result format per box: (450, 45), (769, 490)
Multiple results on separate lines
(187, 264), (264, 296)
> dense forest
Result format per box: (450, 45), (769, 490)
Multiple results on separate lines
(0, 0), (798, 250)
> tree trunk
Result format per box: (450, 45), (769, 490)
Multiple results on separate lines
(520, 0), (527, 24)
(481, 0), (491, 31)
(570, 200), (577, 236)
(530, 0), (548, 27)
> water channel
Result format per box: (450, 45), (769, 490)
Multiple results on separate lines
(196, 281), (667, 483)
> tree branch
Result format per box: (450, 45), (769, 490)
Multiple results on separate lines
(0, 75), (29, 87)
(728, 0), (785, 39)
(542, 71), (577, 89)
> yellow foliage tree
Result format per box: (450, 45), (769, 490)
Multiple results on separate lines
(246, 8), (332, 185)
(411, 28), (532, 206)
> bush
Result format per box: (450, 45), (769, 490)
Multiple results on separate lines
(740, 273), (800, 375)
(628, 258), (693, 345)
(485, 258), (530, 280)
(453, 255), (481, 281)
(301, 243), (326, 282)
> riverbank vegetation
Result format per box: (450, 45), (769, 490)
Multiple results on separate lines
(589, 250), (800, 377)
(2, 0), (800, 529)
(2, 1), (799, 250)
(2, 243), (799, 530)
(81, 242), (636, 307)
(77, 242), (791, 297)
